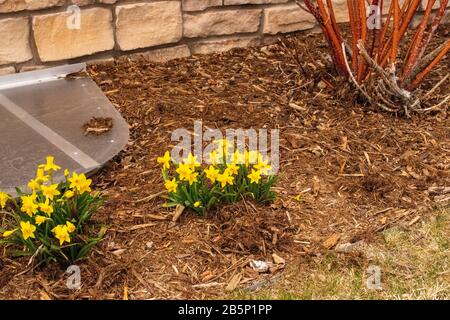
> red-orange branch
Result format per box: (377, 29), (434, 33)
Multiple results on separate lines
(401, 0), (437, 79)
(357, 0), (367, 82)
(409, 40), (450, 90)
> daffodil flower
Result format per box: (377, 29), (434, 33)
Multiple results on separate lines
(20, 195), (39, 216)
(2, 228), (17, 238)
(27, 179), (40, 192)
(194, 201), (201, 208)
(186, 171), (199, 185)
(66, 221), (76, 233)
(35, 215), (47, 226)
(36, 168), (48, 184)
(77, 175), (92, 194)
(20, 221), (36, 240)
(245, 150), (259, 166)
(183, 152), (200, 170)
(69, 172), (92, 194)
(226, 163), (239, 176)
(64, 190), (74, 199)
(208, 150), (221, 165)
(52, 225), (71, 246)
(0, 191), (9, 209)
(254, 158), (272, 175)
(164, 178), (178, 193)
(217, 172), (234, 188)
(157, 151), (171, 170)
(38, 198), (54, 217)
(215, 139), (232, 154)
(248, 169), (262, 184)
(232, 150), (245, 165)
(44, 156), (61, 172)
(41, 184), (61, 200)
(176, 163), (193, 181)
(204, 165), (219, 183)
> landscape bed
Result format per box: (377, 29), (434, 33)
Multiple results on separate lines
(0, 25), (449, 299)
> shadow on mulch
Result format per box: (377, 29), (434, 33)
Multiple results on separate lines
(1, 25), (449, 299)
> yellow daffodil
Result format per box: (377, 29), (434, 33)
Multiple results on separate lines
(185, 171), (199, 185)
(215, 139), (232, 154)
(164, 178), (178, 193)
(27, 178), (40, 192)
(20, 221), (36, 240)
(36, 168), (48, 184)
(245, 150), (259, 166)
(194, 201), (201, 208)
(41, 184), (61, 200)
(64, 169), (70, 177)
(217, 172), (234, 188)
(68, 172), (81, 189)
(64, 190), (74, 199)
(77, 175), (92, 194)
(204, 165), (220, 183)
(157, 151), (171, 170)
(183, 152), (200, 170)
(232, 150), (245, 164)
(0, 191), (9, 209)
(176, 163), (193, 181)
(248, 169), (262, 184)
(2, 228), (17, 238)
(226, 163), (239, 176)
(254, 158), (272, 175)
(44, 156), (61, 172)
(20, 195), (38, 216)
(69, 172), (92, 194)
(208, 150), (221, 165)
(35, 215), (47, 226)
(66, 221), (76, 233)
(38, 198), (54, 217)
(52, 225), (71, 246)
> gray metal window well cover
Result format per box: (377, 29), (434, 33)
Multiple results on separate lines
(0, 63), (129, 195)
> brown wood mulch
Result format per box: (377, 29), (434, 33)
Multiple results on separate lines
(0, 25), (449, 300)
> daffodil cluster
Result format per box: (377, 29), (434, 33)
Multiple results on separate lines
(158, 139), (277, 215)
(0, 156), (105, 264)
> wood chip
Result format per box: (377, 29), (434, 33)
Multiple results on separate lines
(172, 204), (185, 222)
(323, 234), (341, 249)
(225, 273), (242, 292)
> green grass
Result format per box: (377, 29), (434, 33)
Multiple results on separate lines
(229, 207), (450, 300)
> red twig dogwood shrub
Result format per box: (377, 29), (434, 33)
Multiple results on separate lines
(297, 0), (449, 115)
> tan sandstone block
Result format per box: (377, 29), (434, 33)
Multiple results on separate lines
(183, 0), (222, 11)
(0, 0), (65, 13)
(33, 8), (114, 62)
(191, 36), (261, 55)
(184, 9), (262, 38)
(263, 4), (316, 34)
(131, 45), (191, 63)
(116, 2), (183, 51)
(0, 17), (32, 64)
(332, 0), (349, 23)
(0, 66), (16, 75)
(224, 0), (288, 4)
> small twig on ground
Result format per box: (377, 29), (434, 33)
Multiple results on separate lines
(134, 190), (167, 203)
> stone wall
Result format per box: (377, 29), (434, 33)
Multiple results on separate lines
(0, 0), (448, 74)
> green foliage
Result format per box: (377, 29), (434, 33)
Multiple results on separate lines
(0, 157), (106, 264)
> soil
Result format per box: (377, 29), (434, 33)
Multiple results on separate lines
(0, 25), (448, 299)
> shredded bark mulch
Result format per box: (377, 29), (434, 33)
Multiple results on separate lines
(0, 26), (448, 299)
(83, 117), (114, 136)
